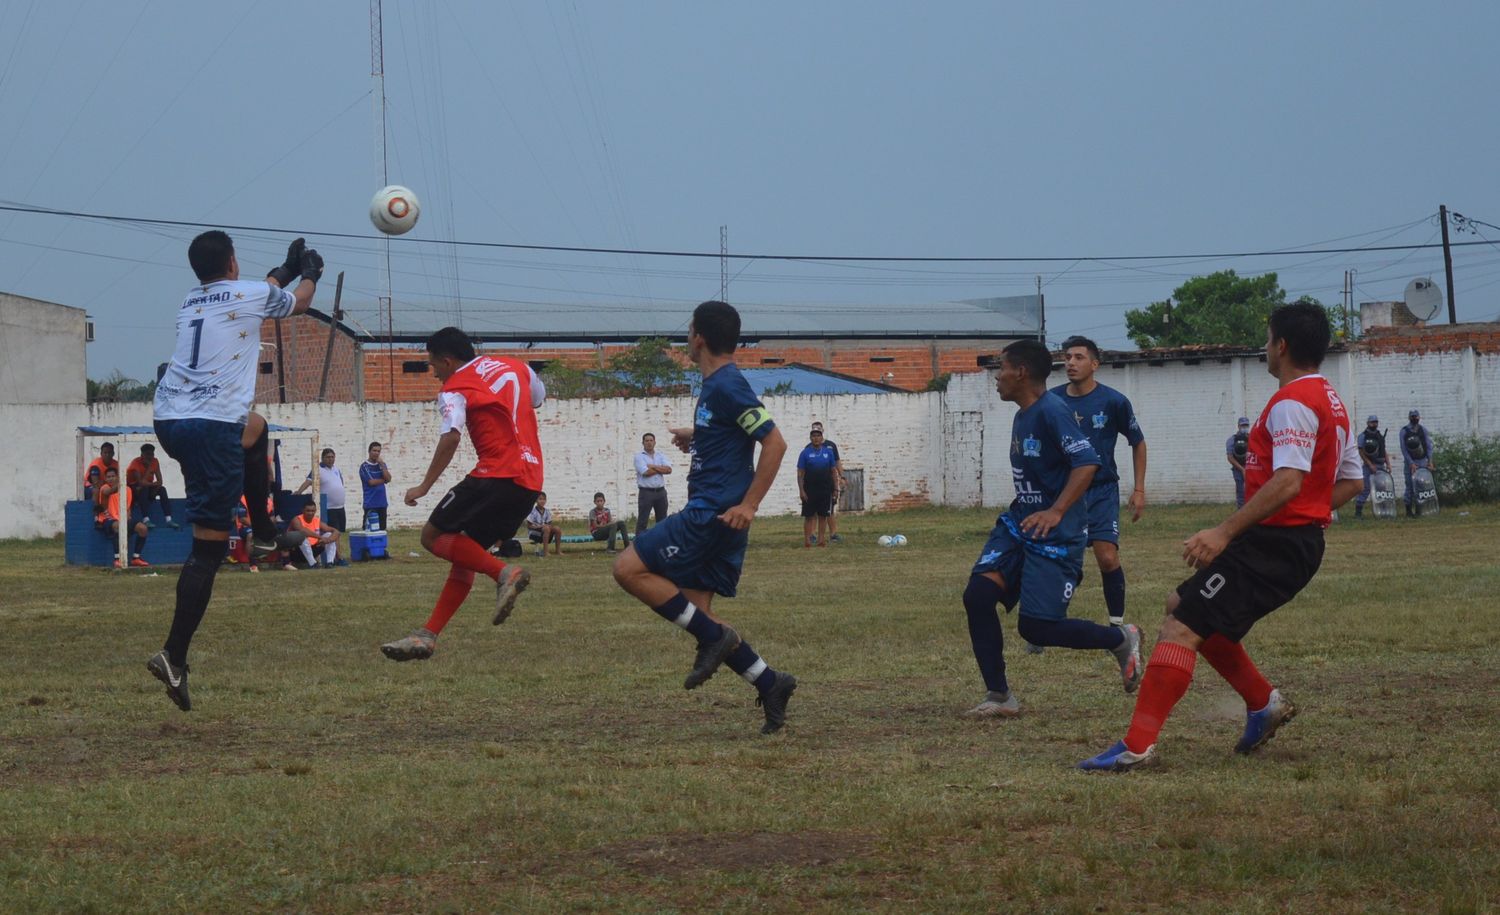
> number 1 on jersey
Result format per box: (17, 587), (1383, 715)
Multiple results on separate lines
(187, 318), (205, 370)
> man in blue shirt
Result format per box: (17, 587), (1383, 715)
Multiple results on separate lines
(1051, 336), (1147, 629)
(961, 339), (1142, 718)
(797, 425), (841, 547)
(612, 301), (799, 735)
(359, 441), (392, 532)
(1399, 408), (1436, 517)
(1227, 418), (1250, 508)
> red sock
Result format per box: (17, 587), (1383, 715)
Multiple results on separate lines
(424, 565), (475, 635)
(1199, 634), (1273, 711)
(1124, 641), (1197, 753)
(431, 533), (504, 582)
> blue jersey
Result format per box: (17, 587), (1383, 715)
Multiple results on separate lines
(359, 460), (388, 509)
(1050, 382), (1142, 485)
(797, 443), (839, 477)
(1006, 391), (1101, 544)
(686, 363), (777, 511)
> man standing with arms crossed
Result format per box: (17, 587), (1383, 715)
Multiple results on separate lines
(612, 301), (798, 735)
(380, 328), (543, 662)
(634, 432), (672, 535)
(1052, 335), (1147, 628)
(1080, 302), (1363, 771)
(146, 232), (322, 710)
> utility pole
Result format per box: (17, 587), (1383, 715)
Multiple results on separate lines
(1439, 204), (1457, 324)
(1036, 274), (1045, 343)
(372, 0), (395, 400)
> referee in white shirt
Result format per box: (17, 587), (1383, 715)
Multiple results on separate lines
(633, 432), (672, 535)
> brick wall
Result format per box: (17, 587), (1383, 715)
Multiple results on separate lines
(254, 316), (361, 403)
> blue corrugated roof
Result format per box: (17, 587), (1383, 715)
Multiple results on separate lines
(692, 365), (896, 396)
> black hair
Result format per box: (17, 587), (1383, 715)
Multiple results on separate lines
(188, 230), (235, 283)
(642, 432), (655, 441)
(368, 441), (381, 451)
(593, 491), (605, 500)
(141, 443), (154, 453)
(100, 442), (114, 454)
(1060, 335), (1101, 362)
(321, 448), (335, 458)
(691, 300), (740, 355)
(1001, 339), (1053, 384)
(537, 491), (547, 500)
(1268, 301), (1331, 368)
(427, 326), (477, 363)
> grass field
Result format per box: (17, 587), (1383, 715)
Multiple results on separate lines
(3, 505), (1498, 913)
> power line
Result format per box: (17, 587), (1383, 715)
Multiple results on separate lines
(0, 200), (1493, 263)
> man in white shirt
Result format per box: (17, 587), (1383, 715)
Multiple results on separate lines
(634, 432), (672, 535)
(147, 230), (323, 712)
(296, 447), (348, 537)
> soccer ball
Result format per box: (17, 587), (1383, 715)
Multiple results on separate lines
(877, 535), (894, 547)
(892, 534), (908, 546)
(369, 185), (421, 235)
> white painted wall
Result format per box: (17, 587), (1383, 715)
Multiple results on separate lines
(3, 348), (1494, 539)
(0, 294), (87, 405)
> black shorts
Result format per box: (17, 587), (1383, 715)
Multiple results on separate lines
(427, 476), (539, 549)
(1172, 524), (1325, 642)
(801, 485), (835, 518)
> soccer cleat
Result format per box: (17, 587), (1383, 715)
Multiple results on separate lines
(1108, 616), (1125, 627)
(830, 534), (842, 543)
(250, 537), (281, 558)
(1023, 640), (1046, 655)
(1078, 740), (1155, 772)
(112, 559), (122, 569)
(756, 672), (798, 734)
(683, 625), (740, 690)
(334, 558), (350, 567)
(166, 518), (181, 529)
(963, 690), (1020, 718)
(492, 566), (531, 625)
(130, 557), (151, 568)
(381, 627), (437, 662)
(1113, 624), (1143, 694)
(146, 650), (191, 712)
(1235, 689), (1297, 754)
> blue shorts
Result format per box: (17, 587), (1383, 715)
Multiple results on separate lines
(970, 514), (1084, 621)
(633, 504), (749, 597)
(1083, 481), (1120, 545)
(154, 418), (244, 531)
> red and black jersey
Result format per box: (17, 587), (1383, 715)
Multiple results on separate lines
(1244, 374), (1362, 528)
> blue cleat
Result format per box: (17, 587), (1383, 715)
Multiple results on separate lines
(1235, 688), (1296, 754)
(1077, 740), (1155, 772)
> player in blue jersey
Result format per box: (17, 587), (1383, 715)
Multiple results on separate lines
(1050, 336), (1147, 630)
(146, 231), (323, 711)
(960, 339), (1142, 718)
(612, 301), (799, 734)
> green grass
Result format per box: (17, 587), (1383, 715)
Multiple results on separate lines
(3, 506), (1497, 913)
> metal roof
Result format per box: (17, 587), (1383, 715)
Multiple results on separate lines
(715, 365), (903, 396)
(314, 294), (1042, 344)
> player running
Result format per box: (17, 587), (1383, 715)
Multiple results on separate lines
(147, 231), (323, 710)
(960, 339), (1142, 719)
(1050, 335), (1147, 629)
(380, 328), (544, 661)
(611, 301), (798, 734)
(1079, 302), (1363, 771)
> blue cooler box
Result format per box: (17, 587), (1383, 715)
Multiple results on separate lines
(348, 531), (388, 561)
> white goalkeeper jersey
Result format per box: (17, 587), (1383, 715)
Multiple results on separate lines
(154, 279), (297, 424)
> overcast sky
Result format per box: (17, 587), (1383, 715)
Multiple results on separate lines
(2, 0), (1498, 381)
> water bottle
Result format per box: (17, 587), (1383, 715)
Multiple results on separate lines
(366, 510), (381, 532)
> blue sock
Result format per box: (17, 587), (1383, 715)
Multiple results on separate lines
(962, 575), (1009, 694)
(1102, 567), (1126, 622)
(726, 640), (777, 693)
(1018, 616), (1124, 651)
(651, 592), (724, 644)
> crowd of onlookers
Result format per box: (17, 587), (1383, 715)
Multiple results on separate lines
(84, 423), (853, 567)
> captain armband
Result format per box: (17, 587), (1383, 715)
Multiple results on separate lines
(736, 406), (773, 436)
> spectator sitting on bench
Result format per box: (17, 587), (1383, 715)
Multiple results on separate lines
(126, 443), (179, 529)
(289, 501), (342, 569)
(588, 491), (630, 553)
(526, 491), (563, 557)
(83, 442), (118, 501)
(96, 467), (150, 568)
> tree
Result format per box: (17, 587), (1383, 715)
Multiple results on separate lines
(87, 370), (156, 404)
(607, 337), (690, 397)
(1124, 271), (1345, 348)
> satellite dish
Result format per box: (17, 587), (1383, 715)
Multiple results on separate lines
(1404, 277), (1443, 321)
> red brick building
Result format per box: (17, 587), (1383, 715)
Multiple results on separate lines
(255, 295), (1042, 403)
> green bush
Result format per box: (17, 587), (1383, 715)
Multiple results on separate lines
(1432, 433), (1500, 505)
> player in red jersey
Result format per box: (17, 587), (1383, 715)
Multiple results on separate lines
(381, 327), (545, 661)
(1080, 302), (1364, 771)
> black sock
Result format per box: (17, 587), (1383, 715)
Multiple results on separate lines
(164, 538), (228, 667)
(243, 426), (275, 542)
(132, 532), (147, 556)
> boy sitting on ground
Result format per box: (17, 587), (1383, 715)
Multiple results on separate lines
(588, 491), (631, 553)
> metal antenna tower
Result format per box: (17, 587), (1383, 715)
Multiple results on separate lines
(719, 225), (728, 302)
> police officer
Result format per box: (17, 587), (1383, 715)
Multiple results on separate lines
(1225, 417), (1250, 508)
(1399, 408), (1436, 517)
(1354, 415), (1391, 518)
